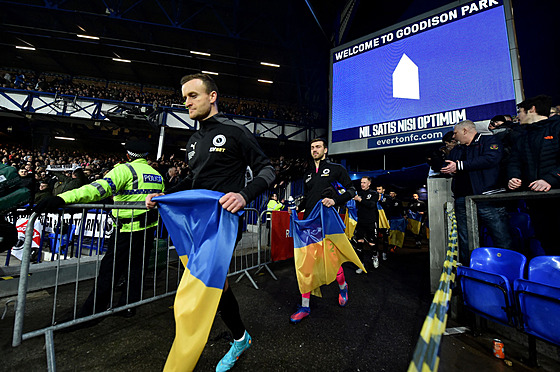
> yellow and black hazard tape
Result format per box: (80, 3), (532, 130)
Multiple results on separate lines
(1, 273), (32, 280)
(408, 209), (458, 372)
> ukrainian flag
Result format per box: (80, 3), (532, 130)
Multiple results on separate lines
(344, 199), (358, 240)
(377, 202), (390, 229)
(154, 190), (242, 372)
(389, 217), (407, 248)
(425, 218), (430, 239)
(290, 201), (365, 296)
(407, 211), (422, 235)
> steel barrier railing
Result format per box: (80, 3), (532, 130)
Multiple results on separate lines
(10, 203), (278, 371)
(465, 189), (560, 252)
(228, 208), (277, 289)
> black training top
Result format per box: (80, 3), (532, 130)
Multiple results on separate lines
(299, 158), (356, 219)
(355, 188), (379, 225)
(167, 113), (276, 203)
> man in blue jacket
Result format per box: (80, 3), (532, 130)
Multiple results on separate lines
(441, 120), (512, 265)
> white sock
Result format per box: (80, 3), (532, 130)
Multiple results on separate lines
(339, 282), (347, 291)
(302, 297), (310, 308)
(235, 332), (246, 342)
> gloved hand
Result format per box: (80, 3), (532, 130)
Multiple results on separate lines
(33, 196), (66, 214)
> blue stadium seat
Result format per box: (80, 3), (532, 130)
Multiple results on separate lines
(527, 256), (560, 286)
(48, 224), (76, 257)
(76, 209), (107, 256)
(514, 256), (560, 346)
(457, 247), (527, 326)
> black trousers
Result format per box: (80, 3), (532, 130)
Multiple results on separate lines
(79, 227), (155, 316)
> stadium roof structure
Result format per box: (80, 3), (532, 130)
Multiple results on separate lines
(0, 0), (453, 109)
(1, 0), (558, 170)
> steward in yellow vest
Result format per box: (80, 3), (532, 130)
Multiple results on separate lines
(34, 139), (165, 318)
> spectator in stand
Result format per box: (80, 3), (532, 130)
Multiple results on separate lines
(83, 167), (95, 182)
(489, 115), (518, 187)
(35, 180), (52, 203)
(165, 166), (180, 188)
(427, 131), (457, 177)
(52, 168), (88, 196)
(507, 95), (560, 255)
(441, 120), (512, 265)
(17, 168), (33, 190)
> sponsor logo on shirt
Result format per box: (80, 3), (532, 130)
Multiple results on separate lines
(210, 135), (227, 153)
(544, 136), (554, 140)
(321, 169), (330, 177)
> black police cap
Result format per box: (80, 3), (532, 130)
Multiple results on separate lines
(125, 139), (151, 157)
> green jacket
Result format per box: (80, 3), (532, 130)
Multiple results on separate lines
(58, 159), (165, 232)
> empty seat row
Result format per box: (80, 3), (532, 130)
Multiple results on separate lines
(457, 247), (560, 363)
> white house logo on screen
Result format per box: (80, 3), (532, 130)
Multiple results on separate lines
(392, 54), (419, 100)
(212, 134), (226, 147)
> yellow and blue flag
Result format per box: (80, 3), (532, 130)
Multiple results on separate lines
(344, 199), (358, 239)
(155, 190), (242, 372)
(407, 211), (422, 235)
(389, 217), (407, 248)
(377, 202), (390, 229)
(425, 218), (430, 239)
(290, 201), (365, 296)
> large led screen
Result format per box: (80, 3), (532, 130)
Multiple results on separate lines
(329, 0), (521, 154)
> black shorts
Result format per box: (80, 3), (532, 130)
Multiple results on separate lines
(353, 224), (377, 245)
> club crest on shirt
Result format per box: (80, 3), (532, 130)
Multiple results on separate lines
(212, 134), (226, 147)
(490, 144), (499, 150)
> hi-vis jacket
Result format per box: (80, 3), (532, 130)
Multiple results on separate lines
(58, 158), (165, 232)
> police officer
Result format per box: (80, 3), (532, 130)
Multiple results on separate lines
(266, 193), (284, 212)
(266, 193), (284, 240)
(34, 139), (165, 318)
(145, 73), (275, 372)
(353, 176), (379, 272)
(290, 138), (356, 324)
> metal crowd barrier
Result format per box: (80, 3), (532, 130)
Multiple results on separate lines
(228, 208), (277, 289)
(465, 189), (560, 251)
(9, 203), (277, 371)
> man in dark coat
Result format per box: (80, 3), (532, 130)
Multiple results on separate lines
(441, 120), (512, 265)
(507, 95), (560, 255)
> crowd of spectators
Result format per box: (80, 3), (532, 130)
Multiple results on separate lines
(1, 142), (309, 206)
(270, 156), (308, 191)
(1, 69), (321, 125)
